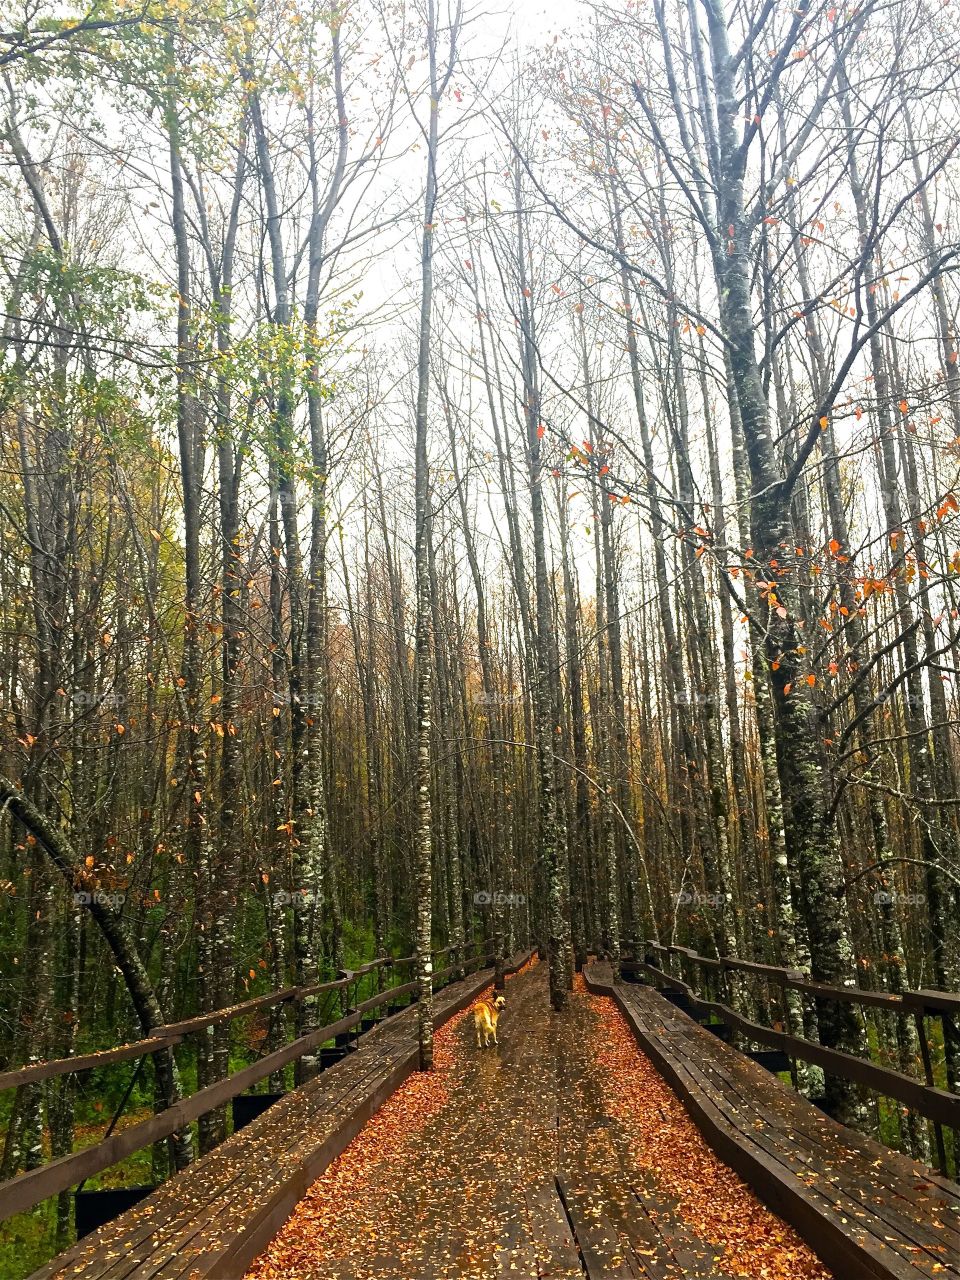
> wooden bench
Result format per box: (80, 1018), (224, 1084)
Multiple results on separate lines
(585, 962), (960, 1280)
(30, 954), (531, 1280)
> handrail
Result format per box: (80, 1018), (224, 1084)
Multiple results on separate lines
(0, 943), (508, 1222)
(0, 1035), (185, 1092)
(0, 1007), (361, 1221)
(0, 947), (480, 1092)
(355, 983), (416, 1015)
(629, 937), (960, 1179)
(630, 960), (960, 1127)
(637, 940), (960, 1014)
(0, 972), (368, 1092)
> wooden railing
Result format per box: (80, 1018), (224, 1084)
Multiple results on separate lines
(623, 939), (960, 1176)
(0, 943), (492, 1222)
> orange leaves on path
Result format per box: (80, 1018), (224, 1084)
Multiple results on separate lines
(248, 964), (830, 1280)
(582, 975), (831, 1280)
(246, 999), (473, 1280)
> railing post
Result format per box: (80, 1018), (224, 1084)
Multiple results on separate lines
(914, 1010), (949, 1177)
(943, 1009), (960, 1177)
(776, 975), (800, 1090)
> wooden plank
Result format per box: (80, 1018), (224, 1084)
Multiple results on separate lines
(494, 1195), (538, 1280)
(626, 953), (800, 983)
(346, 957), (390, 978)
(0, 1036), (182, 1091)
(161, 986), (304, 1035)
(628, 1181), (736, 1280)
(524, 1179), (584, 1279)
(556, 1175), (638, 1278)
(355, 981), (416, 1015)
(787, 978), (903, 1011)
(735, 1097), (960, 1261)
(637, 943), (960, 1015)
(902, 989), (960, 1016)
(605, 977), (951, 1280)
(203, 1048), (418, 1280)
(584, 1181), (675, 1280)
(0, 978), (351, 1095)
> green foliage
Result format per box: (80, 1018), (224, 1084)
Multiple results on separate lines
(20, 246), (168, 328)
(0, 1203), (55, 1280)
(339, 916), (376, 967)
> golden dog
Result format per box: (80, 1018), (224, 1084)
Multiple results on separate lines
(473, 993), (506, 1047)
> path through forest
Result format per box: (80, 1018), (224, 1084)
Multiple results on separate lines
(245, 962), (831, 1280)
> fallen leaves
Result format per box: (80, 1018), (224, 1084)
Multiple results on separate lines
(246, 965), (831, 1280)
(584, 978), (831, 1280)
(246, 973), (525, 1280)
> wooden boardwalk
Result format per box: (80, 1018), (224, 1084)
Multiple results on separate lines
(28, 959), (530, 1280)
(586, 963), (960, 1280)
(23, 959), (960, 1280)
(246, 963), (830, 1280)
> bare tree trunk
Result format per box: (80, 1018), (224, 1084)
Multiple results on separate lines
(411, 0), (460, 1068)
(0, 776), (193, 1167)
(164, 52), (217, 1148)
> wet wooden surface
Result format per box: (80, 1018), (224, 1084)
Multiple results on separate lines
(587, 964), (960, 1280)
(28, 961), (520, 1280)
(39, 957), (950, 1280)
(247, 963), (831, 1280)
